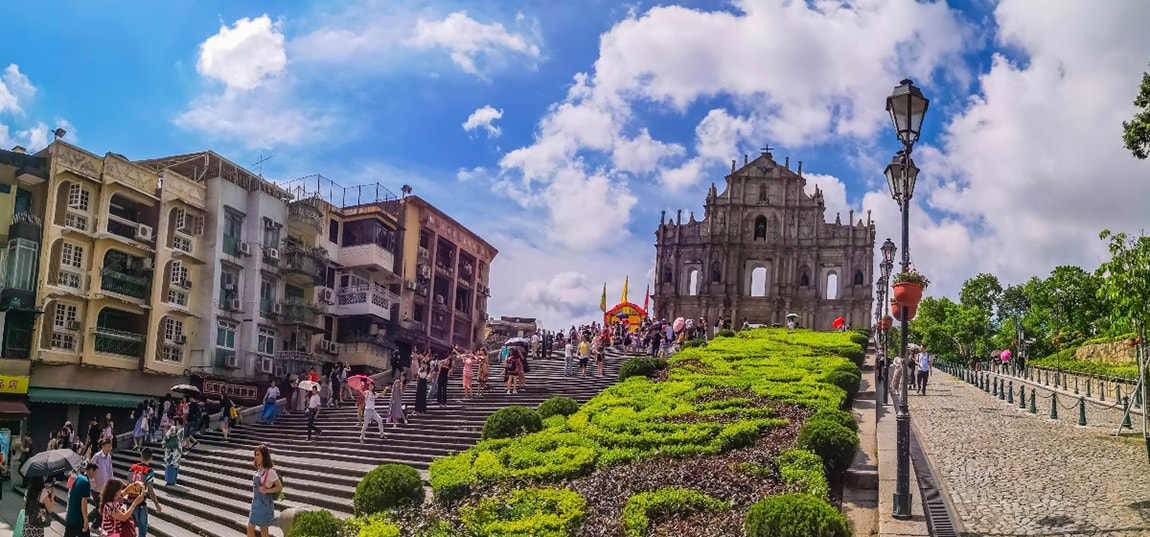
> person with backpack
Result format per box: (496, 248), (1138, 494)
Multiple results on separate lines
(163, 417), (184, 486)
(220, 394), (236, 442)
(128, 448), (162, 536)
(248, 444), (283, 537)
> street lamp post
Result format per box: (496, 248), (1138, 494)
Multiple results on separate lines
(884, 79), (929, 520)
(880, 239), (897, 406)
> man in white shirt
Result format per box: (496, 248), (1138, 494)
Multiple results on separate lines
(917, 348), (934, 395)
(90, 439), (114, 499)
(563, 341), (574, 377)
(306, 386), (323, 441)
(359, 387), (385, 442)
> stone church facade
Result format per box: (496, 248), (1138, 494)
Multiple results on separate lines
(653, 150), (876, 330)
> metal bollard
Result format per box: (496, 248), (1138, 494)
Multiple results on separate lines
(984, 375), (991, 393)
(1044, 370), (1050, 386)
(1074, 377), (1079, 395)
(1029, 390), (1037, 414)
(1086, 378), (1092, 398)
(1078, 397), (1087, 426)
(1050, 392), (1058, 420)
(999, 379), (1006, 401)
(1020, 386), (1027, 409)
(1117, 384), (1123, 403)
(1062, 374), (1068, 390)
(1100, 381), (1106, 402)
(1123, 396), (1133, 429)
(1007, 381), (1014, 404)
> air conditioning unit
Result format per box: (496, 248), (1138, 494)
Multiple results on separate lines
(66, 320), (81, 331)
(239, 242), (252, 256)
(435, 295), (445, 305)
(260, 356), (274, 374)
(135, 224), (153, 241)
(272, 302), (283, 315)
(321, 288), (335, 304)
(229, 298), (242, 311)
(418, 265), (431, 279)
(404, 280), (417, 291)
(174, 335), (187, 344)
(417, 285), (428, 296)
(180, 278), (192, 289)
(323, 340), (337, 353)
(267, 248), (281, 261)
(223, 354), (239, 369)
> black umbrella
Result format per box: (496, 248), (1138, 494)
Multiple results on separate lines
(505, 338), (529, 347)
(21, 449), (84, 478)
(170, 384), (200, 395)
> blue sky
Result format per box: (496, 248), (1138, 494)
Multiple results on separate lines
(3, 0), (1149, 328)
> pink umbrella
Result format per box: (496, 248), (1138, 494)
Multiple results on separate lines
(1000, 349), (1012, 363)
(673, 317), (685, 333)
(347, 374), (373, 392)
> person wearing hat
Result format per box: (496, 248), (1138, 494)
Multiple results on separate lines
(63, 460), (98, 537)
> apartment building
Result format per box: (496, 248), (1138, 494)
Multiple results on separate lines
(394, 195), (497, 357)
(0, 145), (48, 438)
(24, 141), (208, 438)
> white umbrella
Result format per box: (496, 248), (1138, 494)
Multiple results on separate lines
(298, 380), (320, 392)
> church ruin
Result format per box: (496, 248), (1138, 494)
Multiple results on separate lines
(652, 149), (876, 329)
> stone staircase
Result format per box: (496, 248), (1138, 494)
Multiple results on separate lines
(34, 347), (632, 537)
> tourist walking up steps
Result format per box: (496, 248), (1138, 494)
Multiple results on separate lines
(917, 347), (934, 395)
(164, 417), (185, 486)
(415, 359), (430, 414)
(63, 462), (97, 537)
(128, 448), (162, 536)
(477, 346), (490, 395)
(462, 351), (476, 399)
(387, 377), (407, 426)
(306, 385), (323, 440)
(262, 381), (280, 424)
(564, 339), (574, 377)
(437, 353), (453, 407)
(248, 444), (283, 537)
(360, 384), (385, 442)
(91, 439), (114, 499)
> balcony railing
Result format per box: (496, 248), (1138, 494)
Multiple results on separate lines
(281, 245), (327, 283)
(288, 200), (324, 233)
(94, 326), (146, 358)
(100, 268), (151, 300)
(340, 340), (390, 369)
(280, 298), (323, 325)
(276, 350), (323, 364)
(434, 263), (454, 277)
(337, 243), (395, 274)
(401, 319), (425, 332)
(335, 283), (398, 320)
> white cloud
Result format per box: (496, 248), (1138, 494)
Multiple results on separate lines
(803, 173), (852, 225)
(462, 106), (504, 138)
(408, 11), (541, 76)
(0, 65), (34, 115)
(611, 129), (685, 175)
(196, 15), (287, 91)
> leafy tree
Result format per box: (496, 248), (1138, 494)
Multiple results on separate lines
(1039, 265), (1107, 341)
(1096, 230), (1150, 332)
(996, 283), (1032, 325)
(1122, 65), (1150, 159)
(958, 273), (1003, 314)
(909, 297), (991, 365)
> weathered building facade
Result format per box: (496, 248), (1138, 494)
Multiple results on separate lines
(653, 150), (875, 329)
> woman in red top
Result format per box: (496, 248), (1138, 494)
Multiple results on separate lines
(99, 478), (146, 537)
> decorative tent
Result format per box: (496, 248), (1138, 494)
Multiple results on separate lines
(604, 302), (648, 332)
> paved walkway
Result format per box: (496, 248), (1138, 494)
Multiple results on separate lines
(911, 369), (1150, 536)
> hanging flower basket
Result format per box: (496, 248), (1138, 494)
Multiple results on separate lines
(890, 301), (917, 322)
(892, 269), (929, 306)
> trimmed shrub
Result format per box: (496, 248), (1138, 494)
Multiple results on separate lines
(823, 370), (861, 402)
(797, 420), (859, 478)
(618, 357), (668, 381)
(622, 487), (726, 536)
(288, 510), (348, 537)
(849, 333), (869, 349)
(775, 449), (830, 500)
(348, 515), (401, 537)
(537, 396), (581, 419)
(353, 464), (425, 515)
(683, 338), (706, 348)
(460, 488), (587, 537)
(716, 329), (736, 338)
(482, 406), (544, 440)
(808, 408), (858, 433)
(745, 493), (849, 537)
(837, 346), (865, 367)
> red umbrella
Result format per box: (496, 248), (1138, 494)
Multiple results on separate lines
(347, 375), (374, 392)
(832, 317), (846, 328)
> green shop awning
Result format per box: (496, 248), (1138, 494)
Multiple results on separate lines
(29, 388), (149, 408)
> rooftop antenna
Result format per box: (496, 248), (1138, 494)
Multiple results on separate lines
(252, 153), (273, 177)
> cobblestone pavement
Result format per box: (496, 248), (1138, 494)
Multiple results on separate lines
(909, 370), (1150, 536)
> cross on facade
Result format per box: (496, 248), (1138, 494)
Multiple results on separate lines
(760, 144), (775, 154)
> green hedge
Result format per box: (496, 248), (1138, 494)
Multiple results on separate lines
(288, 510), (347, 537)
(353, 464), (424, 515)
(775, 449), (830, 500)
(1030, 353), (1139, 379)
(618, 357), (668, 381)
(716, 329), (737, 338)
(430, 329), (860, 501)
(807, 408), (858, 433)
(482, 406), (544, 440)
(460, 488), (586, 537)
(621, 487), (726, 536)
(537, 397), (581, 420)
(744, 493), (850, 537)
(797, 420), (858, 478)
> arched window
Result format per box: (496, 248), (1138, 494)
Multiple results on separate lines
(710, 261), (722, 282)
(826, 273), (839, 299)
(688, 269), (700, 296)
(800, 272), (810, 287)
(661, 265), (673, 284)
(754, 216), (767, 240)
(749, 267), (767, 297)
(853, 270), (864, 286)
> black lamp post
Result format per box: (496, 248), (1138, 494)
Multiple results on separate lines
(879, 238), (897, 405)
(884, 78), (929, 520)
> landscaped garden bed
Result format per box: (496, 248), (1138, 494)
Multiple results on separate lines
(288, 328), (864, 537)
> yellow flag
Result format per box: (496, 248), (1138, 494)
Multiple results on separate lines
(600, 283), (607, 312)
(621, 276), (629, 304)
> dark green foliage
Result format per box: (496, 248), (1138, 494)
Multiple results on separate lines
(716, 329), (736, 338)
(482, 406), (544, 440)
(537, 396), (581, 419)
(836, 346), (865, 367)
(744, 493), (850, 537)
(287, 510), (348, 537)
(353, 463), (425, 515)
(796, 420), (859, 477)
(808, 408), (858, 433)
(618, 357), (668, 381)
(683, 338), (706, 348)
(823, 370), (861, 402)
(849, 333), (869, 349)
